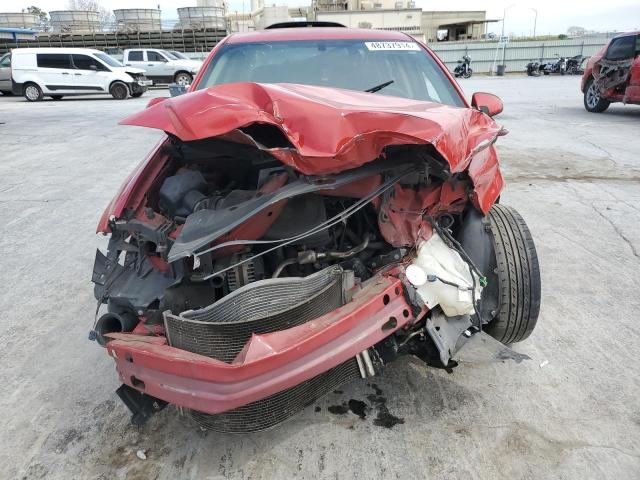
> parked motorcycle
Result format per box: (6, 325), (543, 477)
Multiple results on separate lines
(541, 55), (567, 75)
(566, 55), (587, 75)
(454, 55), (473, 78)
(526, 59), (542, 76)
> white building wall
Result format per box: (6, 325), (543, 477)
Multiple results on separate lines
(316, 9), (422, 35)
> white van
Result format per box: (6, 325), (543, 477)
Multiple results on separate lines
(10, 48), (152, 101)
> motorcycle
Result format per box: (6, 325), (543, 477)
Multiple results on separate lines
(566, 55), (587, 75)
(454, 55), (473, 78)
(541, 54), (567, 75)
(526, 59), (542, 76)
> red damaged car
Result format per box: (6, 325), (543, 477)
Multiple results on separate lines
(92, 24), (541, 432)
(582, 31), (640, 112)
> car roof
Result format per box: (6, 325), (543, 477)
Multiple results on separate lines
(226, 27), (415, 44)
(11, 47), (104, 55)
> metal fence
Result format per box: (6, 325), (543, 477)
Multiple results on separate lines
(430, 36), (614, 74)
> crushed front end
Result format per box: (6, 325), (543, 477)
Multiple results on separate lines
(91, 83), (539, 433)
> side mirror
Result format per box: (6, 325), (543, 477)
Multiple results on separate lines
(146, 97), (169, 108)
(471, 92), (503, 117)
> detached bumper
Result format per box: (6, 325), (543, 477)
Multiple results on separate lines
(107, 274), (418, 416)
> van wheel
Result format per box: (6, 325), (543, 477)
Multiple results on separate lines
(584, 77), (610, 113)
(50, 95), (64, 100)
(110, 82), (129, 100)
(485, 204), (541, 344)
(24, 83), (43, 102)
(174, 72), (192, 86)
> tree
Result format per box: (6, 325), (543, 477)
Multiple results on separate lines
(25, 6), (48, 30)
(66, 0), (113, 28)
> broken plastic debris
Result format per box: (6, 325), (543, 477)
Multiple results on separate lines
(539, 360), (549, 368)
(136, 450), (147, 460)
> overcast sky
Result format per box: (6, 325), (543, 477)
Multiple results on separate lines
(11, 0), (640, 35)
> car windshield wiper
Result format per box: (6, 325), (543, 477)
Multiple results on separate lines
(364, 80), (394, 93)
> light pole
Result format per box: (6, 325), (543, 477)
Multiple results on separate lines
(530, 8), (538, 38)
(501, 3), (516, 39)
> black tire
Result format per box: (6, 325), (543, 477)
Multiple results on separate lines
(463, 69), (472, 79)
(23, 82), (43, 102)
(50, 95), (64, 100)
(174, 72), (193, 86)
(130, 91), (144, 98)
(110, 81), (129, 100)
(485, 204), (541, 344)
(583, 77), (610, 113)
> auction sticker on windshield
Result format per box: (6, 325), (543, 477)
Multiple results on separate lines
(364, 42), (421, 51)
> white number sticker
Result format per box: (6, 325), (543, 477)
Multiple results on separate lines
(364, 42), (421, 51)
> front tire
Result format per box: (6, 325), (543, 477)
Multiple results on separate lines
(485, 204), (541, 344)
(24, 82), (43, 102)
(463, 69), (472, 79)
(174, 72), (192, 86)
(110, 81), (129, 100)
(584, 77), (610, 113)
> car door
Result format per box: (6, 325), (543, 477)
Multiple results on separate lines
(36, 53), (76, 92)
(124, 49), (146, 71)
(146, 50), (172, 82)
(71, 54), (112, 93)
(0, 53), (11, 91)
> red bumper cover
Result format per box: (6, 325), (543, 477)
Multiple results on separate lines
(107, 274), (420, 415)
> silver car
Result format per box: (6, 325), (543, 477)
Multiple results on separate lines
(0, 53), (11, 95)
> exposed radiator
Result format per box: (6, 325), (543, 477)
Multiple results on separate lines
(190, 358), (361, 433)
(163, 266), (354, 362)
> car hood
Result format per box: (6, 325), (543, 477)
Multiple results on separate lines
(114, 66), (146, 75)
(121, 82), (505, 178)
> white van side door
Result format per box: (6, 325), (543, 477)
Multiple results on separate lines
(71, 54), (111, 93)
(36, 53), (76, 92)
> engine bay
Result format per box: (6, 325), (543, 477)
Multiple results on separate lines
(92, 132), (475, 339)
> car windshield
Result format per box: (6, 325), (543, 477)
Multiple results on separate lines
(196, 39), (464, 107)
(95, 53), (122, 67)
(170, 51), (190, 60)
(162, 50), (179, 60)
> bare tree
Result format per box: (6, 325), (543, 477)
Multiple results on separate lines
(67, 0), (113, 28)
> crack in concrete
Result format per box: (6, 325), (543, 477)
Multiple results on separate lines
(590, 206), (640, 259)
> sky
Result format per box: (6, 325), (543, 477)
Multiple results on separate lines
(9, 0), (640, 35)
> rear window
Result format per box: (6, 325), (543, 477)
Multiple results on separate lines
(37, 54), (72, 69)
(128, 50), (143, 61)
(606, 35), (636, 61)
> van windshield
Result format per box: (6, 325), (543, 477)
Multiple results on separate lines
(95, 53), (122, 67)
(195, 39), (464, 107)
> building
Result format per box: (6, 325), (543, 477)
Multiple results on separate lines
(422, 11), (495, 42)
(316, 8), (423, 39)
(314, 2), (490, 42)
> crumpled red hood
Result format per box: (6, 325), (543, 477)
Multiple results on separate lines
(121, 82), (504, 177)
